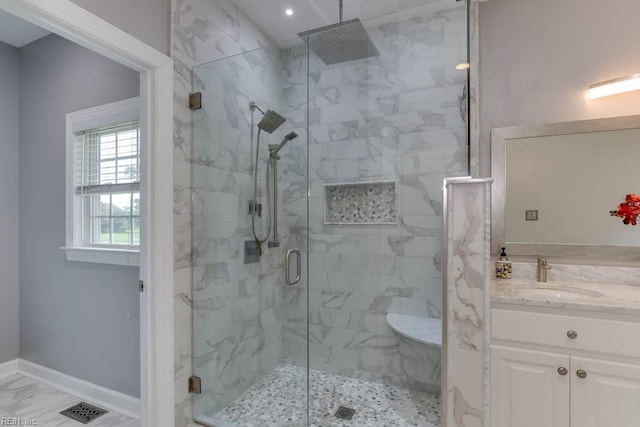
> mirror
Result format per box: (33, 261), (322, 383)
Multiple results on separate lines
(492, 115), (640, 260)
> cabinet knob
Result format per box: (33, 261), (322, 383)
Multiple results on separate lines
(567, 330), (578, 339)
(576, 370), (588, 379)
(557, 367), (568, 376)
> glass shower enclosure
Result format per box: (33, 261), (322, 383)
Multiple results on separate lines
(191, 1), (469, 425)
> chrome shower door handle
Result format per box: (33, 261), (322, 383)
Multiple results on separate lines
(285, 249), (302, 286)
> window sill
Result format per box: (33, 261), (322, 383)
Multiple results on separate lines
(61, 246), (140, 267)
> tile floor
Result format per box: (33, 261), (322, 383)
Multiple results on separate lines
(0, 374), (139, 426)
(197, 364), (441, 427)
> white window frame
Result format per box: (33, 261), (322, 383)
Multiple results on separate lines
(63, 97), (141, 266)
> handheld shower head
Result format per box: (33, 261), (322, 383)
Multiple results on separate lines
(269, 131), (298, 158)
(284, 131), (299, 142)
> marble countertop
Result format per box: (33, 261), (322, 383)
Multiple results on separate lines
(491, 278), (640, 316)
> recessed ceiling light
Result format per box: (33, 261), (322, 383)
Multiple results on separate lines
(285, 8), (294, 16)
(456, 63), (470, 70)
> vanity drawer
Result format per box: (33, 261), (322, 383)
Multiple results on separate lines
(492, 309), (640, 359)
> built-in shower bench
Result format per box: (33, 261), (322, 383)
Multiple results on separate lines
(386, 313), (442, 347)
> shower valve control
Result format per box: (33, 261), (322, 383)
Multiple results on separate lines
(244, 240), (261, 264)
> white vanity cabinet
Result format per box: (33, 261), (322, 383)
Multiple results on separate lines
(571, 356), (640, 427)
(491, 345), (570, 426)
(491, 307), (640, 427)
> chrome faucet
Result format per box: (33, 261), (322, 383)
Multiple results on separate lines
(537, 258), (552, 282)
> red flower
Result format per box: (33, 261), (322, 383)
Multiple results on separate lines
(610, 194), (640, 226)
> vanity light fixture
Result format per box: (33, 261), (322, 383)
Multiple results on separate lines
(588, 74), (640, 99)
(285, 8), (294, 16)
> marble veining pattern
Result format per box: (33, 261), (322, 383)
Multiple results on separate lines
(190, 30), (287, 423)
(281, 1), (469, 392)
(509, 261), (640, 287)
(0, 374), (138, 426)
(444, 179), (491, 427)
(173, 0), (471, 424)
(199, 364), (440, 427)
(491, 278), (640, 315)
(171, 0), (277, 424)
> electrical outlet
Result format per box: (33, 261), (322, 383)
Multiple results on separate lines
(525, 210), (538, 221)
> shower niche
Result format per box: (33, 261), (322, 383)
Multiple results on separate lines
(324, 181), (397, 225)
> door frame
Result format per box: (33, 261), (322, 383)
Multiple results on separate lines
(1, 0), (175, 425)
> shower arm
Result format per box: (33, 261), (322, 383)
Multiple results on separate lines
(249, 101), (266, 115)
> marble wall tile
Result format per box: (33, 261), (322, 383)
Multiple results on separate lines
(189, 32), (288, 426)
(171, 0), (280, 424)
(469, 2), (481, 178)
(278, 2), (468, 393)
(444, 178), (491, 427)
(173, 0), (471, 422)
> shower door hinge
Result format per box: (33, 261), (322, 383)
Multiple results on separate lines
(189, 376), (202, 394)
(189, 92), (202, 110)
(139, 280), (144, 292)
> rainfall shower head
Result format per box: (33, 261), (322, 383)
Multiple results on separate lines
(298, 0), (379, 65)
(257, 109), (286, 134)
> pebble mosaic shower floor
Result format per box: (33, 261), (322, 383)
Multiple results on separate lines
(199, 364), (440, 427)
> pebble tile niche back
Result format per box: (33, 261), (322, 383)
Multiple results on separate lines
(324, 181), (397, 225)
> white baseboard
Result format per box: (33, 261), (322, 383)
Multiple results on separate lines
(0, 359), (19, 379)
(16, 359), (140, 419)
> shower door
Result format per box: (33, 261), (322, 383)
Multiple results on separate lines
(190, 0), (469, 425)
(190, 44), (310, 426)
(300, 3), (469, 426)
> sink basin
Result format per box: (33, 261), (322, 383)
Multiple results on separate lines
(491, 278), (640, 315)
(492, 280), (610, 302)
(520, 284), (605, 299)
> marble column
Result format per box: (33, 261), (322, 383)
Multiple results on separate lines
(443, 177), (492, 427)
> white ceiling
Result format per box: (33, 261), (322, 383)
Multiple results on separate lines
(0, 1), (444, 49)
(0, 10), (50, 48)
(232, 0), (440, 46)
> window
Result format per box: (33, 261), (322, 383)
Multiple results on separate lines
(78, 122), (140, 247)
(64, 98), (141, 266)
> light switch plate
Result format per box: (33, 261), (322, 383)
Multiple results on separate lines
(525, 210), (538, 221)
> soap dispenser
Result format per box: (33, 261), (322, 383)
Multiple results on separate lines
(495, 247), (512, 280)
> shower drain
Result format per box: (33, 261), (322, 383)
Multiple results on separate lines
(334, 406), (356, 420)
(60, 401), (108, 424)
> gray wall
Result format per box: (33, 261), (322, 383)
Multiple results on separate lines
(478, 0), (640, 176)
(0, 41), (20, 365)
(19, 34), (141, 397)
(70, 0), (170, 55)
